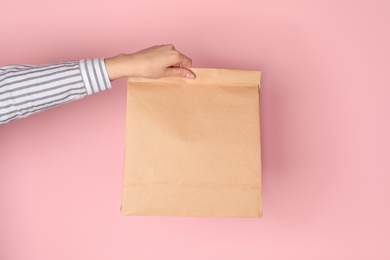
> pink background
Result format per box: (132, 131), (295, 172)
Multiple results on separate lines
(1, 0), (389, 259)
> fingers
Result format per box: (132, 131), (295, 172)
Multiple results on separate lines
(160, 44), (192, 68)
(139, 44), (195, 79)
(175, 52), (192, 68)
(165, 67), (196, 79)
(161, 44), (194, 78)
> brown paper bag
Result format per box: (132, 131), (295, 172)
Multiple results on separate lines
(122, 68), (261, 217)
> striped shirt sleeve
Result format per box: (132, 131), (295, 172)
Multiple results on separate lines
(0, 58), (111, 126)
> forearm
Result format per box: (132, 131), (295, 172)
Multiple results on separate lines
(0, 58), (111, 126)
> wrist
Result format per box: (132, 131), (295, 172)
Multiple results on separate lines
(104, 54), (126, 81)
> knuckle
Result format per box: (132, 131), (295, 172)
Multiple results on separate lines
(165, 43), (175, 49)
(169, 50), (181, 60)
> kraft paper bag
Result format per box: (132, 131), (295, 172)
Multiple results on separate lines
(122, 68), (262, 218)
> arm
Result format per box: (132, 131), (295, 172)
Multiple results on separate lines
(0, 58), (110, 125)
(0, 44), (194, 126)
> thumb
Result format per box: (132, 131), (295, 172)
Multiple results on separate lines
(165, 67), (196, 79)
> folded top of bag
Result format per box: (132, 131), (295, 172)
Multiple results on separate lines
(128, 68), (261, 87)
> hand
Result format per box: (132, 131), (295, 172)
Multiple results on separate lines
(104, 44), (195, 81)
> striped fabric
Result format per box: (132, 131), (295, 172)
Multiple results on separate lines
(0, 58), (111, 125)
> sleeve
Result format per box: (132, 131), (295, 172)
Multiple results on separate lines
(0, 58), (112, 126)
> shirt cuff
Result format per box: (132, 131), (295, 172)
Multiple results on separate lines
(79, 58), (112, 95)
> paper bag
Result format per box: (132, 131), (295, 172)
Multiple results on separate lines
(122, 68), (261, 217)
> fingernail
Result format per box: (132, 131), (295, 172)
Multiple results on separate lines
(186, 73), (195, 79)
